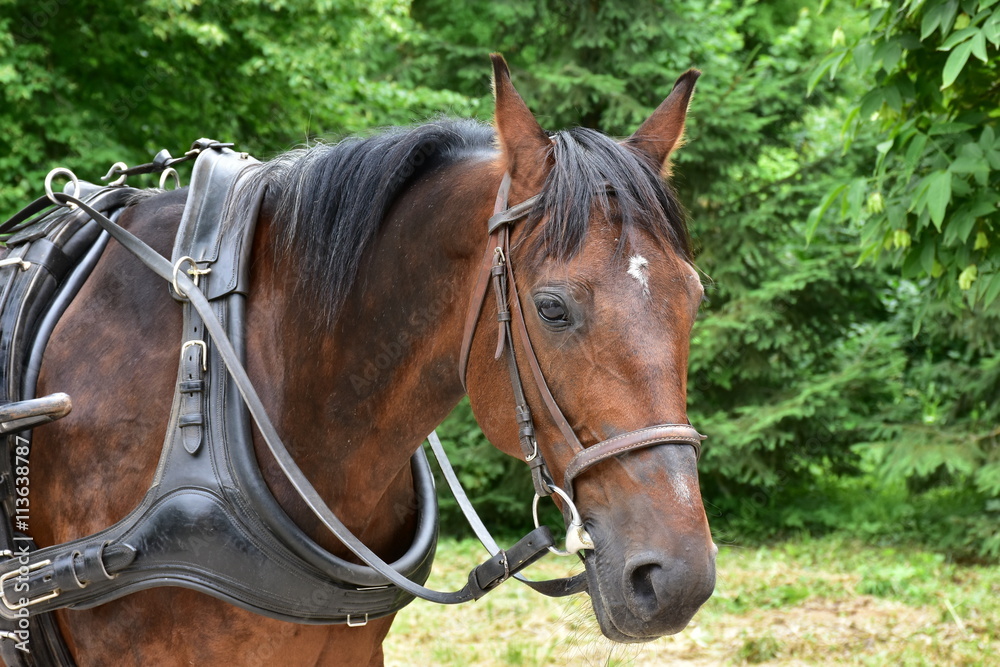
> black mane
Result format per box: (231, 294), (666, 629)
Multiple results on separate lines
(230, 119), (689, 326)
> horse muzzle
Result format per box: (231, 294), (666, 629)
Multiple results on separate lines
(585, 535), (717, 642)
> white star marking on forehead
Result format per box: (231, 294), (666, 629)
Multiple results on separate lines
(628, 255), (650, 296)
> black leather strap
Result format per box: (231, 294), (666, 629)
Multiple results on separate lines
(425, 432), (587, 597)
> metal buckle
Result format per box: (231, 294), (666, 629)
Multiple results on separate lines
(181, 340), (208, 372)
(346, 613), (369, 627)
(0, 560), (59, 612)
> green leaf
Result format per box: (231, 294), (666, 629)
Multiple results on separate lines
(807, 51), (842, 93)
(942, 39), (974, 88)
(970, 29), (988, 61)
(982, 274), (1000, 308)
(940, 0), (960, 34)
(980, 125), (997, 150)
(926, 170), (953, 229)
(846, 178), (868, 221)
(904, 132), (929, 174)
(937, 25), (978, 50)
(985, 10), (1000, 45)
(921, 1), (946, 39)
(852, 41), (874, 72)
(943, 208), (977, 244)
(928, 121), (976, 135)
(921, 238), (937, 274)
(874, 38), (903, 72)
(883, 83), (903, 111)
(860, 89), (884, 117)
(806, 183), (847, 243)
(950, 142), (987, 173)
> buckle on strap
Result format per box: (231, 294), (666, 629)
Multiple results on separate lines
(0, 560), (59, 613)
(467, 526), (554, 599)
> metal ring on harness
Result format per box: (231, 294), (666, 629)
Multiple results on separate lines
(102, 162), (129, 187)
(159, 168), (181, 190)
(44, 168), (80, 208)
(531, 485), (594, 556)
(172, 256), (211, 298)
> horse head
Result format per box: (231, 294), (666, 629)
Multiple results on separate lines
(464, 55), (715, 642)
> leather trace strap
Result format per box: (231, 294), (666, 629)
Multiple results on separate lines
(100, 138), (235, 181)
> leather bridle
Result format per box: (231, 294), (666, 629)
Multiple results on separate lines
(459, 173), (706, 551)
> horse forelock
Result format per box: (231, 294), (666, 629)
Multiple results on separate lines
(521, 127), (691, 269)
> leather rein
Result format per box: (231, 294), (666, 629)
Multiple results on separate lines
(459, 173), (706, 553)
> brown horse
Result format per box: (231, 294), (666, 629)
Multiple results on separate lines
(26, 55), (714, 665)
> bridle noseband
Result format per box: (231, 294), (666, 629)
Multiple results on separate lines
(459, 173), (706, 553)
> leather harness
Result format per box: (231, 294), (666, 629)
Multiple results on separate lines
(0, 141), (705, 663)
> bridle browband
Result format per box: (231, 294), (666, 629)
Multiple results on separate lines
(459, 172), (705, 550)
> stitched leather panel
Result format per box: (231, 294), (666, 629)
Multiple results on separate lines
(562, 424), (705, 494)
(169, 147), (260, 301)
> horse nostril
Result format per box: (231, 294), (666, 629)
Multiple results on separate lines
(626, 562), (664, 621)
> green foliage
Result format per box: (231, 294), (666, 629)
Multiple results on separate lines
(811, 0), (1000, 310)
(735, 633), (782, 664)
(0, 0), (477, 218)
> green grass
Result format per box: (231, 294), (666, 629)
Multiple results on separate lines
(382, 536), (1000, 666)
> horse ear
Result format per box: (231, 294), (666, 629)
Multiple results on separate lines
(491, 53), (551, 187)
(626, 69), (700, 172)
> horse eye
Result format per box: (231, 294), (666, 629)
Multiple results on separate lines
(536, 297), (568, 324)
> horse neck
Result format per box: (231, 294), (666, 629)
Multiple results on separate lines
(244, 157), (501, 553)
